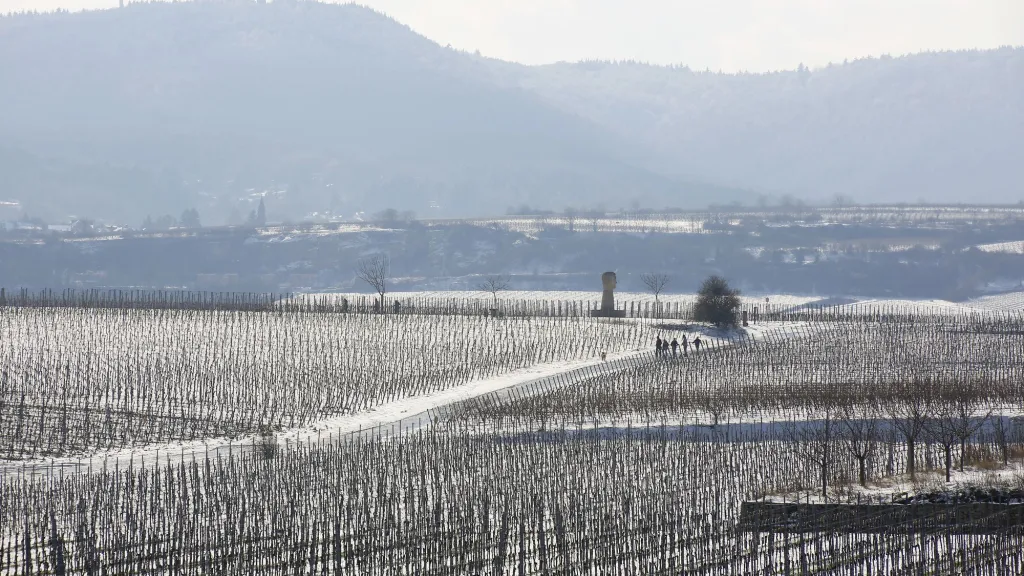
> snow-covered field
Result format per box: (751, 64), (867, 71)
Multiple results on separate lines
(0, 306), (655, 461)
(3, 321), (797, 476)
(828, 297), (985, 316)
(412, 289), (821, 307)
(768, 459), (1024, 505)
(304, 288), (1024, 316)
(2, 349), (646, 476)
(302, 289), (827, 312)
(4, 300), (1024, 573)
(461, 215), (707, 234)
(966, 291), (1024, 312)
(977, 239), (1024, 254)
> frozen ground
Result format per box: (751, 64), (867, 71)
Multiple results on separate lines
(965, 291), (1024, 312)
(977, 240), (1024, 254)
(767, 460), (1024, 505)
(828, 295), (1024, 315)
(829, 298), (983, 316)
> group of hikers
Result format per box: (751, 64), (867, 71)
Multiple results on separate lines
(655, 334), (703, 358)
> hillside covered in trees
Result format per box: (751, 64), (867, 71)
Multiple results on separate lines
(0, 1), (1021, 224)
(510, 50), (1024, 204)
(0, 1), (744, 224)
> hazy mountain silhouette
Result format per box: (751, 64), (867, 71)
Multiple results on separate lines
(0, 1), (746, 224)
(0, 146), (193, 224)
(1, 2), (1020, 225)
(510, 50), (1024, 204)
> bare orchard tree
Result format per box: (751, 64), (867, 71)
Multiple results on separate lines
(641, 273), (670, 318)
(696, 384), (730, 429)
(786, 407), (840, 498)
(883, 378), (936, 481)
(948, 382), (991, 472)
(923, 398), (961, 483)
(478, 274), (511, 309)
(838, 400), (880, 488)
(357, 254), (390, 312)
(992, 409), (1011, 466)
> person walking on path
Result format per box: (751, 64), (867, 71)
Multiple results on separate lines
(655, 336), (663, 358)
(692, 336), (703, 352)
(670, 338), (679, 357)
(681, 334), (689, 356)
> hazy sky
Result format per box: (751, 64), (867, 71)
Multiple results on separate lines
(3, 0), (1022, 71)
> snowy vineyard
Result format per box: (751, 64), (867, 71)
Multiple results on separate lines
(2, 428), (1023, 575)
(449, 318), (1024, 428)
(1, 299), (1024, 574)
(6, 286), (1024, 321)
(0, 307), (650, 459)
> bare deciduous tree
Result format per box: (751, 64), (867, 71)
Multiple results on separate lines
(838, 401), (880, 487)
(992, 409), (1011, 466)
(832, 194), (854, 208)
(697, 385), (729, 429)
(786, 408), (840, 498)
(947, 382), (991, 472)
(923, 399), (960, 483)
(357, 254), (390, 312)
(884, 378), (935, 481)
(478, 274), (511, 309)
(640, 273), (670, 318)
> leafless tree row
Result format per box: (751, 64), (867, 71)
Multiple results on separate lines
(449, 316), (1024, 498)
(453, 318), (1024, 422)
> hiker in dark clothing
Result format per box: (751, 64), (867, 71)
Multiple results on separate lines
(393, 300), (401, 314)
(692, 336), (703, 352)
(655, 336), (663, 357)
(681, 335), (689, 355)
(670, 338), (679, 357)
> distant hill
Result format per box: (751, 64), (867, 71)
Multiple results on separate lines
(507, 50), (1024, 204)
(0, 2), (747, 224)
(0, 146), (191, 224)
(1, 2), (1020, 225)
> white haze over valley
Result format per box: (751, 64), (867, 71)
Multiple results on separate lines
(3, 0), (1022, 72)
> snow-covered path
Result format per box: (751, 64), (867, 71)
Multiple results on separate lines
(0, 350), (645, 477)
(1, 323), (800, 477)
(280, 349), (649, 442)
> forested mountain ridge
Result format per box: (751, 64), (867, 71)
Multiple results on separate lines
(510, 49), (1024, 203)
(0, 1), (744, 224)
(0, 1), (1021, 225)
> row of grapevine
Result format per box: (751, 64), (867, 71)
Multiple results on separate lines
(7, 287), (1021, 324)
(1, 424), (1022, 574)
(0, 307), (652, 459)
(450, 317), (1024, 426)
